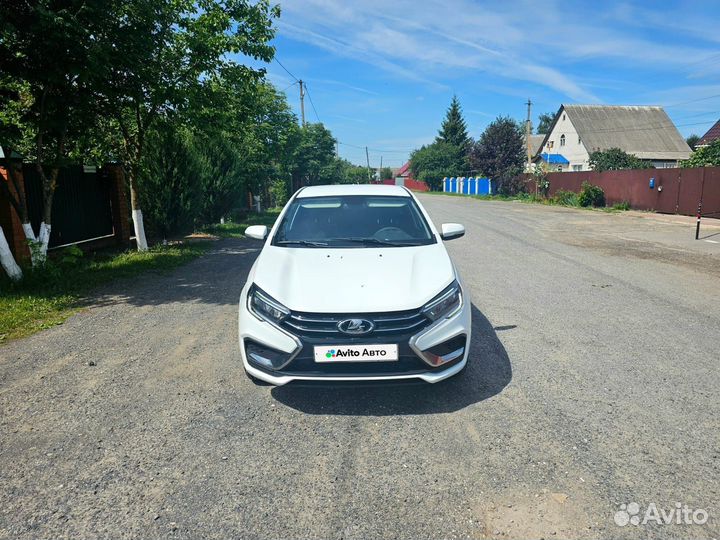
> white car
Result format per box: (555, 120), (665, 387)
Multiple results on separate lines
(238, 184), (471, 385)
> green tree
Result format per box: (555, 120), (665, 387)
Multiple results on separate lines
(409, 142), (465, 191)
(686, 134), (700, 151)
(536, 112), (555, 134)
(192, 78), (299, 222)
(0, 0), (108, 265)
(436, 95), (470, 150)
(469, 116), (525, 194)
(94, 0), (279, 250)
(138, 122), (204, 239)
(682, 139), (720, 167)
(317, 158), (371, 185)
(380, 167), (393, 180)
(589, 147), (648, 172)
(291, 123), (337, 186)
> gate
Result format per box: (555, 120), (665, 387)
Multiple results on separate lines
(23, 165), (114, 248)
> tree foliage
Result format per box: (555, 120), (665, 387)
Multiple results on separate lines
(0, 0), (354, 278)
(290, 123), (337, 186)
(437, 95), (470, 150)
(682, 139), (720, 167)
(380, 167), (393, 180)
(0, 0), (110, 262)
(469, 116), (525, 194)
(536, 112), (555, 134)
(409, 142), (465, 191)
(589, 147), (648, 172)
(686, 134), (700, 151)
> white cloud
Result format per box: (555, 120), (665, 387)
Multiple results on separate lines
(276, 0), (720, 102)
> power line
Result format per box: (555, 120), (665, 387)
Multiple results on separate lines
(338, 141), (415, 153)
(280, 81), (297, 93)
(304, 83), (321, 123)
(663, 93), (720, 109)
(274, 57), (298, 82)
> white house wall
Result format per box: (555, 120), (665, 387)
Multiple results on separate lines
(541, 111), (590, 171)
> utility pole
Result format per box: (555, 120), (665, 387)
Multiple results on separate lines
(380, 155), (383, 182)
(335, 140), (339, 158)
(365, 146), (372, 183)
(299, 79), (306, 127)
(525, 98), (533, 170)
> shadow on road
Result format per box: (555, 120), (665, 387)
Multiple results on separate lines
(270, 304), (512, 415)
(86, 240), (261, 309)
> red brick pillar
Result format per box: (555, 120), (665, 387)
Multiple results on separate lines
(0, 163), (31, 263)
(103, 164), (132, 247)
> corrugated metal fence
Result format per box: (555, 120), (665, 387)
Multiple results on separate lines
(527, 167), (720, 217)
(22, 164), (114, 248)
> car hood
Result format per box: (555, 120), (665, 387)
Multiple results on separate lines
(252, 243), (455, 313)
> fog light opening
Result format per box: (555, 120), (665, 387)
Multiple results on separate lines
(245, 339), (295, 370)
(421, 334), (467, 366)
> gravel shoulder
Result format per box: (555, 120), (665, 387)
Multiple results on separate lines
(1, 199), (718, 539)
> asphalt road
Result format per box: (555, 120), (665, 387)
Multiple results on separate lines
(1, 195), (719, 539)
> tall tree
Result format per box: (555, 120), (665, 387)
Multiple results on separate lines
(0, 0), (105, 266)
(290, 123), (336, 187)
(686, 134), (700, 151)
(409, 142), (465, 191)
(536, 112), (555, 134)
(436, 95), (470, 150)
(469, 116), (525, 194)
(95, 0), (279, 250)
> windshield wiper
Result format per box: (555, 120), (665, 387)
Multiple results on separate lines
(328, 237), (423, 247)
(275, 240), (328, 247)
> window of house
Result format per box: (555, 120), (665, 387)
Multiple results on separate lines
(547, 141), (554, 149)
(562, 114), (566, 121)
(557, 165), (563, 172)
(572, 164), (582, 171)
(560, 134), (566, 146)
(578, 136), (582, 144)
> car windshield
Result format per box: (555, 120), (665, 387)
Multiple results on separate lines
(272, 195), (435, 248)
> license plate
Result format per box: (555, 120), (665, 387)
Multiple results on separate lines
(314, 344), (398, 362)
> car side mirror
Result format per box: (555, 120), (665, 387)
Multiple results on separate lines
(245, 225), (268, 241)
(440, 223), (465, 241)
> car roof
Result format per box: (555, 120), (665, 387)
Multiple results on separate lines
(296, 184), (410, 198)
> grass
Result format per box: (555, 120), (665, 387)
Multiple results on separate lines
(0, 210), (282, 344)
(0, 243), (210, 343)
(202, 210), (279, 238)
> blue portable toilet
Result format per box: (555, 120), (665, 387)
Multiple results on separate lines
(450, 177), (457, 193)
(460, 177), (468, 194)
(469, 177), (477, 195)
(477, 177), (490, 195)
(442, 177), (449, 192)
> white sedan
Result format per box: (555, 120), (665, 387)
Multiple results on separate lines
(238, 184), (471, 385)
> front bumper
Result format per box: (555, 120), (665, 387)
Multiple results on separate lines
(237, 284), (472, 386)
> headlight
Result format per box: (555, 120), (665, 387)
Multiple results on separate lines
(248, 285), (290, 324)
(422, 281), (462, 321)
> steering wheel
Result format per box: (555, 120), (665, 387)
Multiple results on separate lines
(374, 226), (408, 240)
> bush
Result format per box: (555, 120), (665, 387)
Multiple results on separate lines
(612, 201), (630, 211)
(553, 189), (579, 206)
(578, 181), (605, 207)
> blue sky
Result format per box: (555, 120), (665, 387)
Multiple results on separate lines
(253, 0), (720, 168)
